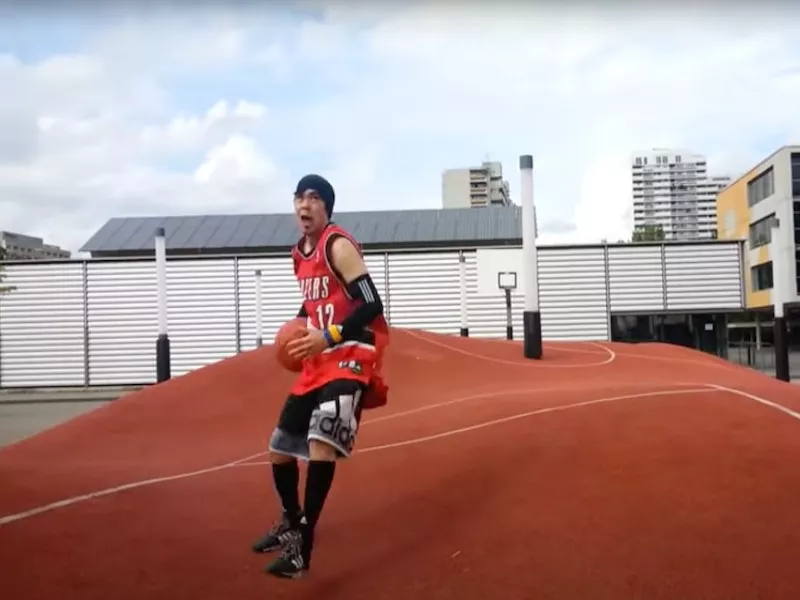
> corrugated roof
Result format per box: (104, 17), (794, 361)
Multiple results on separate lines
(80, 205), (523, 253)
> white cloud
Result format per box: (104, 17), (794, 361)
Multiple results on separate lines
(3, 3), (800, 255)
(140, 100), (268, 153)
(0, 53), (277, 253)
(194, 135), (277, 185)
(272, 3), (800, 242)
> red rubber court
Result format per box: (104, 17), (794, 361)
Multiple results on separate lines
(2, 328), (800, 600)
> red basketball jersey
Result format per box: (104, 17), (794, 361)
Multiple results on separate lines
(290, 223), (389, 395)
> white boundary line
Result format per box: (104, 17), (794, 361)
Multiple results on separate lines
(400, 329), (617, 368)
(362, 381), (704, 426)
(2, 380), (796, 528)
(244, 387), (718, 460)
(416, 329), (740, 371)
(706, 383), (800, 421)
(0, 451), (265, 527)
(0, 386), (709, 527)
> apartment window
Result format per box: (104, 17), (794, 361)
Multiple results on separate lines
(791, 152), (800, 197)
(635, 157), (642, 166)
(675, 155), (681, 163)
(749, 213), (776, 249)
(752, 262), (773, 291)
(796, 250), (800, 295)
(747, 166), (775, 207)
(794, 199), (800, 246)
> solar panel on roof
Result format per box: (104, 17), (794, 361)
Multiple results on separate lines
(183, 216), (223, 248)
(169, 216), (206, 249)
(81, 218), (127, 251)
(206, 215), (245, 248)
(110, 218), (149, 251)
(80, 205), (523, 253)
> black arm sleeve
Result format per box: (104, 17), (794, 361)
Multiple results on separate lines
(339, 273), (384, 341)
(297, 304), (307, 318)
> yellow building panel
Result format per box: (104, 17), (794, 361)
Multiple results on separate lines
(716, 167), (771, 309)
(756, 244), (769, 265)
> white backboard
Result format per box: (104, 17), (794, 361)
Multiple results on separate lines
(476, 248), (523, 296)
(498, 271), (517, 290)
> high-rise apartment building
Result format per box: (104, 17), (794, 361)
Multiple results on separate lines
(632, 149), (730, 240)
(442, 160), (512, 208)
(0, 231), (71, 260)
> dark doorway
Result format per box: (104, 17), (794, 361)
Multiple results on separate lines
(611, 312), (729, 358)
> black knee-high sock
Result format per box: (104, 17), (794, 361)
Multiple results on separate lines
(272, 461), (301, 523)
(303, 459), (336, 531)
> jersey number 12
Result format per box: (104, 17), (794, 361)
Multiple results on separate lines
(316, 303), (335, 329)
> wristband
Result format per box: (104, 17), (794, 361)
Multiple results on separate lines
(326, 325), (343, 345)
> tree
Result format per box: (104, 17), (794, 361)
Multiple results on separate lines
(0, 245), (15, 297)
(631, 223), (666, 242)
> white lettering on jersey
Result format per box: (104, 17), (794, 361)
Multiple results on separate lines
(298, 275), (330, 301)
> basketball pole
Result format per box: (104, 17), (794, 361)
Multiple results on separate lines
(459, 251), (469, 337)
(255, 269), (263, 348)
(520, 155), (542, 359)
(771, 219), (790, 382)
(154, 227), (171, 383)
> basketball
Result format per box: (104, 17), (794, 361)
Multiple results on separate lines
(274, 318), (307, 372)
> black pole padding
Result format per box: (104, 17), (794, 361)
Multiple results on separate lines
(523, 311), (542, 359)
(505, 288), (513, 340)
(459, 328), (469, 337)
(156, 333), (171, 383)
(774, 316), (790, 382)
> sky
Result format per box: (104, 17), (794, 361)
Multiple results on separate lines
(1, 0), (800, 255)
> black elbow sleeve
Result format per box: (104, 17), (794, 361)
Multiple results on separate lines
(340, 273), (383, 340)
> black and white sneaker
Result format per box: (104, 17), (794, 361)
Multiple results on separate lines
(264, 528), (308, 579)
(252, 510), (303, 554)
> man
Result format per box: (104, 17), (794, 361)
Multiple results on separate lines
(252, 174), (390, 579)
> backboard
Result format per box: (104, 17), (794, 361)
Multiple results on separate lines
(498, 271), (517, 291)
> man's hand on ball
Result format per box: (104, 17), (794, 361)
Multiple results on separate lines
(286, 328), (328, 359)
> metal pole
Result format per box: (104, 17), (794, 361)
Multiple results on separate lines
(520, 154), (542, 358)
(505, 288), (513, 340)
(459, 252), (468, 337)
(255, 269), (263, 347)
(771, 219), (789, 382)
(155, 227), (171, 383)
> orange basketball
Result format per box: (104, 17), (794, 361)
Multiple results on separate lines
(274, 318), (307, 373)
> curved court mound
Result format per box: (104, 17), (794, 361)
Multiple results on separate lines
(2, 328), (800, 600)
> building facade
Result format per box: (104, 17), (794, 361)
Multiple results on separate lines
(716, 145), (800, 311)
(0, 231), (71, 260)
(0, 204), (747, 388)
(442, 161), (512, 208)
(632, 149), (730, 241)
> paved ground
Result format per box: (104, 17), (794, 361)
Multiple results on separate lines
(3, 333), (800, 600)
(0, 401), (110, 448)
(0, 387), (140, 449)
(0, 354), (795, 452)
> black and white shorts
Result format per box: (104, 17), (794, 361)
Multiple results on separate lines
(268, 379), (366, 460)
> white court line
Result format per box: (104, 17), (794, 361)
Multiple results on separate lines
(0, 386), (711, 527)
(475, 336), (611, 356)
(447, 330), (740, 371)
(400, 329), (616, 368)
(362, 380), (705, 426)
(0, 451), (266, 527)
(588, 341), (740, 372)
(234, 387), (718, 462)
(706, 383), (800, 421)
(5, 383), (796, 528)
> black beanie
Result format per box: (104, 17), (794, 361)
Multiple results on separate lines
(294, 174), (335, 218)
